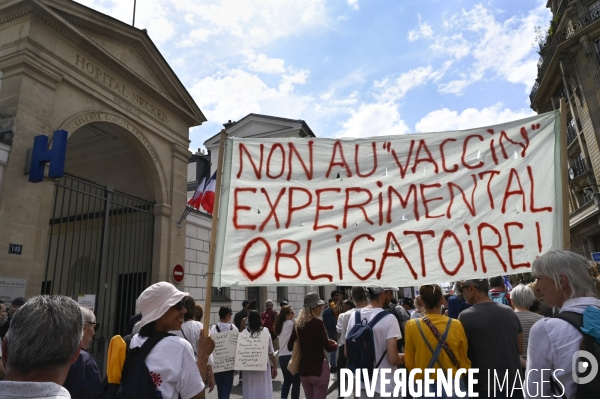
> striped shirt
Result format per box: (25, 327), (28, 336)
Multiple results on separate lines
(515, 311), (544, 359)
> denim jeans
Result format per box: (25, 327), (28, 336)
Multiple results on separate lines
(279, 354), (301, 399)
(214, 370), (235, 399)
(326, 330), (337, 367)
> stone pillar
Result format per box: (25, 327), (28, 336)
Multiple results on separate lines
(170, 143), (191, 285)
(153, 204), (172, 283)
(0, 56), (63, 297)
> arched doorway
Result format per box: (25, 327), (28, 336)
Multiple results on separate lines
(42, 118), (160, 370)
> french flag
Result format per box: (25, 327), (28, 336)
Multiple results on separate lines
(187, 176), (206, 210)
(200, 172), (217, 214)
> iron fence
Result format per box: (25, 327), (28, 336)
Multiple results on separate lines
(42, 175), (154, 373)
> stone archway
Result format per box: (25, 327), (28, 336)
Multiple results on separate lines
(57, 110), (169, 204)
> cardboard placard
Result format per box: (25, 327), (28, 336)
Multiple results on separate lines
(234, 329), (269, 371)
(212, 330), (238, 373)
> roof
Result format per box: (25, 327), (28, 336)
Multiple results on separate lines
(203, 113), (316, 146)
(35, 0), (206, 126)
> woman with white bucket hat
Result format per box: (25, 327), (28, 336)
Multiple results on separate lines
(130, 281), (215, 399)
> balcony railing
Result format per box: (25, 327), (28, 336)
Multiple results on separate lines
(530, 4), (600, 102)
(569, 157), (589, 180)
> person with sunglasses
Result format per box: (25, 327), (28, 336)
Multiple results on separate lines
(130, 282), (215, 399)
(63, 306), (103, 398)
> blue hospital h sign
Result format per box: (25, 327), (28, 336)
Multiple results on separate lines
(28, 130), (68, 183)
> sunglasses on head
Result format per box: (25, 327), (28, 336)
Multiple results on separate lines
(86, 321), (100, 332)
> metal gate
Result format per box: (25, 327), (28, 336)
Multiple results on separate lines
(42, 175), (154, 372)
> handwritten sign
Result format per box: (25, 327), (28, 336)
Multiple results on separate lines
(214, 112), (562, 286)
(212, 330), (238, 373)
(234, 329), (269, 371)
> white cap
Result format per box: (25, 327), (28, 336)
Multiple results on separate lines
(137, 282), (188, 328)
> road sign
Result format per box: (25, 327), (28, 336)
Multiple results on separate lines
(172, 263), (184, 284)
(592, 252), (600, 262)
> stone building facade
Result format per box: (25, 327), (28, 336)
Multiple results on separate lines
(529, 0), (600, 257)
(0, 0), (204, 368)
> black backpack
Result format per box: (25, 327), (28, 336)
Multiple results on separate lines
(553, 309), (600, 399)
(346, 310), (389, 378)
(97, 332), (173, 399)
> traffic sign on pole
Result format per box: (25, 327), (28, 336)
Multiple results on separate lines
(172, 263), (184, 284)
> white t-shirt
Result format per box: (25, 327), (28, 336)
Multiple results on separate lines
(345, 307), (401, 395)
(337, 310), (354, 345)
(130, 334), (204, 399)
(209, 321), (239, 335)
(172, 320), (214, 365)
(278, 320), (294, 356)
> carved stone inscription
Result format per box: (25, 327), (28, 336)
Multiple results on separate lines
(74, 54), (169, 124)
(73, 113), (158, 162)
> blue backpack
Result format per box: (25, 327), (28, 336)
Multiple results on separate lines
(346, 309), (389, 377)
(489, 291), (510, 306)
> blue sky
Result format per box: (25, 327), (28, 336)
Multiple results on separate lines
(75, 0), (551, 152)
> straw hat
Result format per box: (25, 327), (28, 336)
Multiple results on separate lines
(303, 292), (325, 310)
(137, 282), (188, 328)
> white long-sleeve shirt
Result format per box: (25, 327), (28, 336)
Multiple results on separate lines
(525, 296), (600, 398)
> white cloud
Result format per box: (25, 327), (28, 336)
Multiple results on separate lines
(430, 3), (550, 94)
(408, 15), (434, 42)
(172, 0), (329, 49)
(336, 103), (410, 138)
(429, 34), (471, 59)
(184, 13), (194, 24)
(438, 79), (470, 95)
(243, 51), (286, 74)
(279, 70), (310, 94)
(347, 0), (359, 10)
(415, 103), (535, 132)
(375, 65), (446, 103)
(189, 67), (313, 124)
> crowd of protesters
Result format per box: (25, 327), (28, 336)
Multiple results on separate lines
(1, 250), (599, 399)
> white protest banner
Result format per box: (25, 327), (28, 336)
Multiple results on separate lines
(234, 329), (269, 371)
(212, 330), (238, 373)
(214, 112), (563, 287)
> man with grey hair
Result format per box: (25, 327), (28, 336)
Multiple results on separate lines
(458, 279), (523, 398)
(260, 298), (278, 342)
(0, 295), (83, 399)
(63, 307), (102, 398)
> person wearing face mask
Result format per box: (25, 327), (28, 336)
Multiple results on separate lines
(63, 307), (102, 398)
